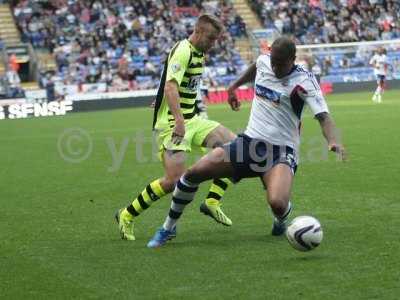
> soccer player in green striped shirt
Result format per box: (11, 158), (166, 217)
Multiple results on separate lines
(116, 14), (237, 241)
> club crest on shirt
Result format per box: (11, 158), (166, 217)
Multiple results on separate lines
(171, 63), (181, 73)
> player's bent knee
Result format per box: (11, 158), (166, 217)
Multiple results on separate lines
(185, 161), (214, 184)
(185, 167), (205, 184)
(218, 126), (237, 143)
(185, 148), (228, 184)
(227, 130), (237, 141)
(160, 173), (183, 192)
(159, 179), (175, 193)
(204, 126), (236, 148)
(268, 195), (289, 215)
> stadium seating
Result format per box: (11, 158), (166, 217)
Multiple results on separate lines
(2, 0), (399, 95)
(314, 48), (400, 83)
(248, 0), (400, 44)
(248, 0), (400, 83)
(11, 0), (247, 91)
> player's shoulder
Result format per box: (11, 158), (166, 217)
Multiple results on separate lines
(291, 65), (315, 80)
(256, 54), (273, 74)
(257, 54), (271, 65)
(170, 39), (191, 58)
(291, 65), (320, 91)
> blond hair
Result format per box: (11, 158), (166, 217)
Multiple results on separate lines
(195, 14), (223, 33)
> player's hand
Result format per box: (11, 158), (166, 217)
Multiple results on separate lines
(227, 87), (240, 111)
(329, 143), (347, 161)
(172, 119), (185, 145)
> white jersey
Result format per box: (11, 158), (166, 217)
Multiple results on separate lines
(244, 54), (329, 156)
(311, 64), (322, 75)
(369, 54), (387, 76)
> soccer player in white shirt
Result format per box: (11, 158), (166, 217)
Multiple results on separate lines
(195, 79), (209, 119)
(147, 37), (346, 248)
(369, 48), (388, 103)
(311, 62), (322, 84)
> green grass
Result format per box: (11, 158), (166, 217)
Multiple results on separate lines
(1, 90), (399, 299)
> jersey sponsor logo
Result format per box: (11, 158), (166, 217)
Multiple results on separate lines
(255, 84), (281, 104)
(187, 75), (201, 91)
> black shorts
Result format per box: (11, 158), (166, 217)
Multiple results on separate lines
(376, 74), (385, 82)
(222, 134), (298, 182)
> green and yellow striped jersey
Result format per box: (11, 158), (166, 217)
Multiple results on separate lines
(152, 39), (204, 129)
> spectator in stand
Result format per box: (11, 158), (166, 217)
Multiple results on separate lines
(40, 72), (56, 102)
(8, 53), (20, 73)
(13, 0), (247, 92)
(6, 68), (24, 98)
(0, 75), (7, 99)
(248, 0), (400, 44)
(45, 73), (56, 102)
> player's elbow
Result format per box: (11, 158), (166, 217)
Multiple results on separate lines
(315, 112), (329, 123)
(165, 80), (179, 95)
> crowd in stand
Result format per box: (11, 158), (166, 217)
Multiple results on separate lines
(246, 0), (400, 82)
(11, 0), (247, 92)
(3, 0), (400, 97)
(248, 0), (400, 44)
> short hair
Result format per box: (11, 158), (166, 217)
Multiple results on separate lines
(195, 14), (223, 33)
(271, 36), (296, 60)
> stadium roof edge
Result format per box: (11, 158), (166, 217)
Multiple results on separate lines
(296, 39), (400, 49)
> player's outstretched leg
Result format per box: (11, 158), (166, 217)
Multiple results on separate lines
(116, 179), (167, 240)
(116, 151), (185, 240)
(147, 176), (199, 248)
(262, 164), (294, 236)
(271, 201), (292, 236)
(200, 125), (236, 226)
(148, 148), (235, 248)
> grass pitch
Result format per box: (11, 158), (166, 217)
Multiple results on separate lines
(1, 90), (399, 299)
